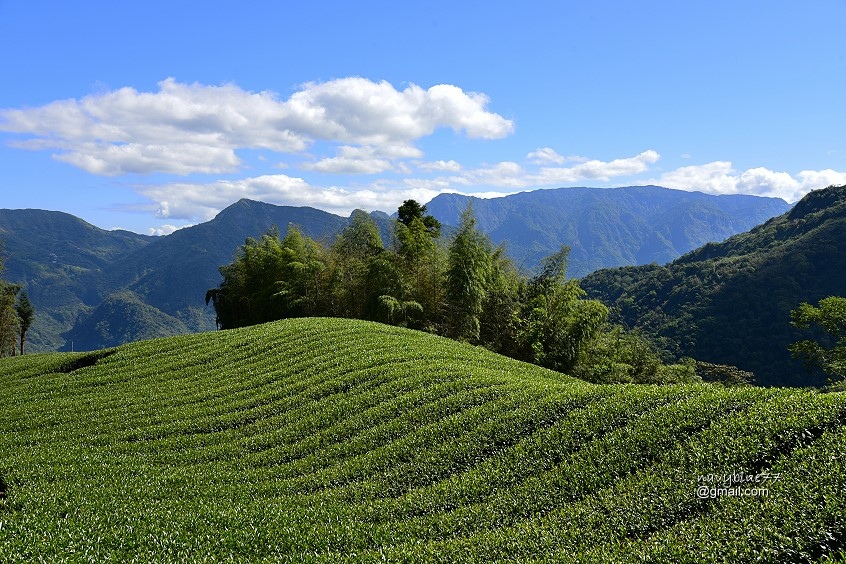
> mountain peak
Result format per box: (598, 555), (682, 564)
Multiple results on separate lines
(787, 184), (846, 221)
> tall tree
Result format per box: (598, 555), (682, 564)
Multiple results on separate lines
(397, 199), (441, 237)
(789, 296), (846, 382)
(276, 226), (327, 317)
(15, 291), (34, 355)
(330, 210), (384, 319)
(446, 204), (492, 341)
(0, 286), (20, 357)
(514, 245), (609, 373)
(479, 246), (522, 355)
(395, 200), (446, 326)
(206, 227), (288, 329)
(0, 251), (21, 357)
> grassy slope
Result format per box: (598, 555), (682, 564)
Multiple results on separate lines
(1, 318), (845, 562)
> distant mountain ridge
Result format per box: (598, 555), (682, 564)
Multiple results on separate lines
(0, 186), (790, 352)
(424, 186), (789, 276)
(0, 200), (382, 352)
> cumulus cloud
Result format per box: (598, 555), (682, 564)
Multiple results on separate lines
(527, 147), (567, 164)
(148, 224), (183, 236)
(0, 77), (513, 176)
(137, 173), (455, 221)
(416, 159), (462, 172)
(451, 150), (660, 189)
(55, 142), (241, 175)
(301, 144), (423, 175)
(135, 168), (534, 223)
(140, 174), (314, 221)
(288, 79), (513, 143)
(653, 162), (846, 202)
(534, 150), (660, 184)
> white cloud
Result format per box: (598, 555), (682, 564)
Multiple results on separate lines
(0, 77), (513, 176)
(450, 150), (660, 189)
(416, 159), (462, 172)
(55, 142), (241, 176)
(135, 168), (533, 223)
(454, 161), (527, 188)
(527, 147), (566, 164)
(535, 150), (660, 184)
(139, 173), (455, 221)
(141, 174), (313, 221)
(796, 169), (846, 194)
(289, 79), (514, 143)
(148, 224), (183, 236)
(301, 144), (422, 175)
(303, 155), (395, 175)
(652, 162), (846, 202)
(126, 149), (846, 225)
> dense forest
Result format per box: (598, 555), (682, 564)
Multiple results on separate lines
(205, 200), (732, 385)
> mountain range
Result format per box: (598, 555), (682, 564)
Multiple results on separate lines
(425, 185), (789, 277)
(0, 185), (789, 353)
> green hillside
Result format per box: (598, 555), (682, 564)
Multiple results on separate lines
(65, 290), (190, 352)
(1, 318), (845, 562)
(582, 184), (846, 387)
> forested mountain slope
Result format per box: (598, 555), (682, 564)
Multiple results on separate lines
(582, 184), (846, 387)
(0, 209), (154, 350)
(0, 202), (389, 351)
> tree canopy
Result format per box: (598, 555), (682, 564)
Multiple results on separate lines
(789, 296), (846, 383)
(0, 251), (31, 357)
(205, 201), (698, 384)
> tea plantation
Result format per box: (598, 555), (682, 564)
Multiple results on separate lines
(1, 318), (845, 562)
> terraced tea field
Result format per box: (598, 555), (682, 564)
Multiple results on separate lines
(1, 318), (845, 562)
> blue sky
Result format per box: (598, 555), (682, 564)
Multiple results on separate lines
(1, 0), (845, 234)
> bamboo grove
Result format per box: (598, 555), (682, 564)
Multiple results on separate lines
(205, 201), (695, 384)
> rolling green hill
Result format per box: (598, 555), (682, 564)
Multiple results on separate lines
(1, 318), (845, 562)
(581, 184), (846, 387)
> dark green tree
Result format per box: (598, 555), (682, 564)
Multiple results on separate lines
(446, 204), (493, 341)
(15, 291), (34, 355)
(789, 296), (846, 382)
(479, 246), (522, 355)
(0, 284), (20, 357)
(397, 199), (441, 237)
(0, 251), (21, 357)
(395, 201), (446, 326)
(276, 226), (327, 317)
(206, 227), (287, 329)
(330, 210), (385, 319)
(514, 245), (610, 373)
